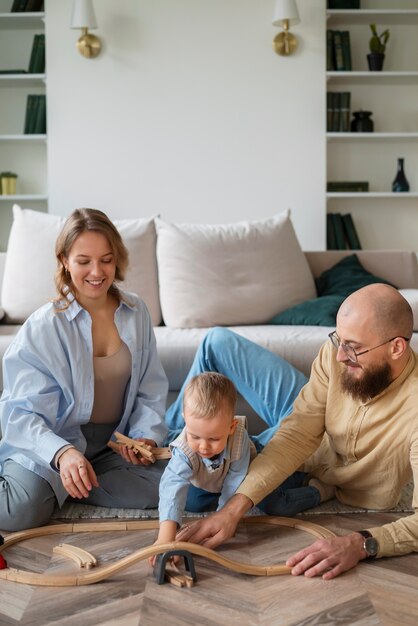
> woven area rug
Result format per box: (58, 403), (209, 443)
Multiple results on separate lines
(51, 481), (413, 520)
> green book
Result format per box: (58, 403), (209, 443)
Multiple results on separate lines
(326, 213), (337, 250)
(0, 69), (27, 74)
(331, 213), (347, 249)
(28, 34), (40, 73)
(24, 94), (36, 134)
(11, 0), (28, 12)
(326, 30), (335, 71)
(33, 95), (46, 134)
(342, 213), (362, 250)
(339, 91), (351, 132)
(327, 181), (369, 192)
(331, 92), (341, 132)
(326, 92), (334, 132)
(32, 34), (45, 74)
(25, 0), (44, 11)
(341, 31), (352, 72)
(332, 31), (345, 71)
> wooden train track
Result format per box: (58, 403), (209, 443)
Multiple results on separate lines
(0, 516), (336, 587)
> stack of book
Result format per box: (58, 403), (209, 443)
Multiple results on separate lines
(28, 34), (45, 74)
(327, 30), (352, 71)
(327, 181), (369, 193)
(23, 95), (46, 134)
(327, 92), (351, 132)
(327, 213), (362, 250)
(11, 0), (44, 11)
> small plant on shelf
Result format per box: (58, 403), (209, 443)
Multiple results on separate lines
(367, 24), (390, 71)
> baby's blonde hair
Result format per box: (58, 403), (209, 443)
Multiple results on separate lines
(183, 372), (237, 419)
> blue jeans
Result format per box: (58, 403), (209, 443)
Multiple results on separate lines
(166, 328), (319, 516)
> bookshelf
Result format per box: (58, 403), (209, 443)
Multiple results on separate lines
(326, 2), (418, 250)
(0, 5), (47, 250)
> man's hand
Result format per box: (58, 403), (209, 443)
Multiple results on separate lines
(59, 448), (99, 499)
(287, 532), (366, 580)
(118, 438), (157, 466)
(175, 494), (253, 550)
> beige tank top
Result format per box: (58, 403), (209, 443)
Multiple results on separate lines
(89, 342), (132, 424)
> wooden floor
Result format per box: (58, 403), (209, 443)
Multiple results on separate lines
(0, 512), (417, 626)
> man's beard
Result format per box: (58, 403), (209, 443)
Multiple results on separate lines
(340, 361), (393, 402)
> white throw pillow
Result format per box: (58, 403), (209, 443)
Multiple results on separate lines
(399, 289), (418, 332)
(1, 205), (162, 326)
(155, 212), (316, 328)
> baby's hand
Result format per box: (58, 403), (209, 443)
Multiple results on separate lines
(148, 539), (181, 567)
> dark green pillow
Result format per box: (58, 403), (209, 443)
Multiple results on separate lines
(270, 295), (345, 326)
(315, 254), (397, 297)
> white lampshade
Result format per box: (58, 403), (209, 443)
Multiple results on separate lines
(71, 0), (98, 30)
(272, 0), (300, 27)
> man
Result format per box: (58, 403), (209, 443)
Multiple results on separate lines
(171, 283), (418, 579)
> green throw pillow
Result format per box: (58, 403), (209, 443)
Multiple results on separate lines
(315, 254), (397, 297)
(270, 295), (345, 326)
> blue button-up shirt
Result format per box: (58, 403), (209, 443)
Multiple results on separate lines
(0, 291), (168, 505)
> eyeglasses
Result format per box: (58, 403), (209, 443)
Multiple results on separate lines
(328, 331), (410, 364)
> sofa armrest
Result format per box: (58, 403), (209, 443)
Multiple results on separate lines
(304, 250), (418, 289)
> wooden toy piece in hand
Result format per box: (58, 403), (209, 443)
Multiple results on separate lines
(107, 432), (172, 463)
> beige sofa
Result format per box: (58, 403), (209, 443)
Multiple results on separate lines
(1, 207), (418, 429)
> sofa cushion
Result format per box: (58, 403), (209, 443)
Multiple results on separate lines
(315, 254), (396, 297)
(155, 212), (316, 328)
(270, 295), (345, 327)
(1, 205), (162, 326)
(399, 289), (418, 332)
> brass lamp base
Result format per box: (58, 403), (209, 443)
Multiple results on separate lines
(77, 31), (102, 58)
(273, 31), (297, 56)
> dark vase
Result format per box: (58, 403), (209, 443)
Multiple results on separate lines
(392, 158), (410, 193)
(351, 111), (374, 132)
(367, 53), (385, 71)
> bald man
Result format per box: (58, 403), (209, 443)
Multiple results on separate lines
(164, 283), (417, 578)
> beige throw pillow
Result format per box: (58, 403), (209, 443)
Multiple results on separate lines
(1, 205), (162, 326)
(155, 212), (316, 328)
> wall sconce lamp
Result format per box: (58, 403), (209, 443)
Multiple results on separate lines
(71, 0), (102, 59)
(272, 0), (300, 56)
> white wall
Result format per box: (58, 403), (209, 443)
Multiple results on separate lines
(45, 0), (326, 250)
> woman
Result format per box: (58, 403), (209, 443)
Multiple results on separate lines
(0, 209), (168, 531)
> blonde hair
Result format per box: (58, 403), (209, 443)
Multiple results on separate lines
(183, 372), (237, 419)
(53, 208), (129, 311)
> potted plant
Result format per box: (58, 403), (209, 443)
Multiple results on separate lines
(367, 24), (390, 71)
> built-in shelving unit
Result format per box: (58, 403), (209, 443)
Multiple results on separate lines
(326, 2), (418, 250)
(0, 6), (47, 250)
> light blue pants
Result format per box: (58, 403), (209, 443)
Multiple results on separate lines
(166, 327), (321, 516)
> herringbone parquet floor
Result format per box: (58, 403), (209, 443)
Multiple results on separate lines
(0, 512), (417, 626)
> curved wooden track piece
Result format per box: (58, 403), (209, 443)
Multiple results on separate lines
(0, 516), (335, 587)
(53, 543), (97, 569)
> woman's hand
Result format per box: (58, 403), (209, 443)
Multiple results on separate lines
(59, 448), (99, 499)
(118, 438), (157, 466)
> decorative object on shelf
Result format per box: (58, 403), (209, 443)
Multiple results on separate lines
(0, 172), (18, 196)
(350, 110), (374, 133)
(367, 24), (389, 71)
(392, 158), (410, 193)
(71, 0), (102, 59)
(272, 0), (300, 56)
